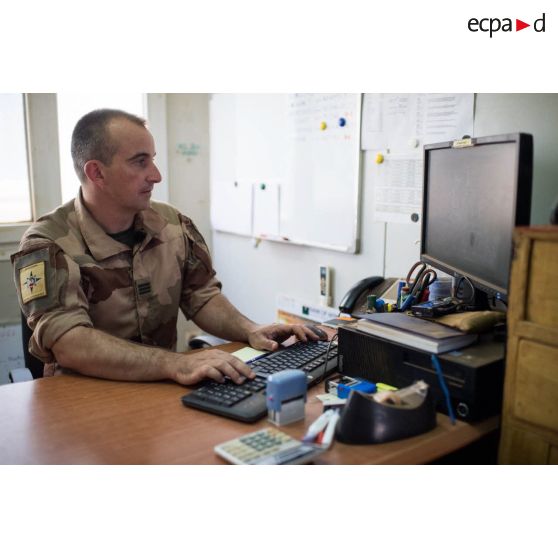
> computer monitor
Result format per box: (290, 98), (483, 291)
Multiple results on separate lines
(420, 133), (533, 304)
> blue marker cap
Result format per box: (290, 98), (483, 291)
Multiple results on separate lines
(375, 298), (386, 312)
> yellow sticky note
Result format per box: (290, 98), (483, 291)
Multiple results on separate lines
(232, 347), (268, 363)
(376, 382), (397, 392)
(20, 261), (47, 304)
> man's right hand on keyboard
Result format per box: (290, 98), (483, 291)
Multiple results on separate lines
(170, 349), (256, 386)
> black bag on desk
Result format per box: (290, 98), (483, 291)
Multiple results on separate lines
(335, 386), (436, 444)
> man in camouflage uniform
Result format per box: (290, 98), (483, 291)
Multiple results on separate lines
(11, 109), (318, 385)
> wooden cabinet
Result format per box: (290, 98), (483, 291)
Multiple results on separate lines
(499, 226), (558, 464)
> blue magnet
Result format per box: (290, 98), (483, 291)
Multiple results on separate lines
(338, 117), (346, 127)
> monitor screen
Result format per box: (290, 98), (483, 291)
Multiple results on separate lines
(421, 134), (533, 301)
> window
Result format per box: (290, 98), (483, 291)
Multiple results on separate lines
(0, 94), (31, 223)
(56, 94), (146, 203)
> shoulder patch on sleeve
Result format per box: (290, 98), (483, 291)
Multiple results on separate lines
(12, 245), (59, 315)
(20, 260), (47, 303)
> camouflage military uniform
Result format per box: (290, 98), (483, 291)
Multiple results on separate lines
(11, 191), (221, 375)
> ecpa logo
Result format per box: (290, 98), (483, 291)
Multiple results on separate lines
(468, 13), (546, 37)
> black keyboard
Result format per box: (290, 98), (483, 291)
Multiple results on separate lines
(181, 341), (338, 423)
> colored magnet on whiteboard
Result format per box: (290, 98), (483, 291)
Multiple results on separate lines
(320, 121), (327, 130)
(338, 117), (346, 127)
(260, 183), (266, 190)
(375, 153), (384, 164)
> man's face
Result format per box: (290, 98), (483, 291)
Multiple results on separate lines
(99, 118), (162, 212)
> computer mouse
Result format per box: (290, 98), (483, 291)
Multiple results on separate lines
(306, 325), (328, 340)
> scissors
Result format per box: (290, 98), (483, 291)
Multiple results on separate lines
(400, 262), (437, 310)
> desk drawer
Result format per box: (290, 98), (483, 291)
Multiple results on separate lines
(513, 339), (558, 431)
(525, 240), (558, 328)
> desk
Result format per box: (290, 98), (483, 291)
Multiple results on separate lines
(0, 343), (498, 464)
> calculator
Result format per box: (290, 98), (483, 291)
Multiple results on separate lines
(214, 428), (324, 465)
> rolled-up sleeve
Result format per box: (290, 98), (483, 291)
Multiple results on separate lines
(12, 240), (93, 363)
(179, 216), (222, 319)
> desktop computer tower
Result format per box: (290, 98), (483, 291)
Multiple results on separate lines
(337, 326), (505, 422)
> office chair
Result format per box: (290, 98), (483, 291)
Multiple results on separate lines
(9, 312), (44, 382)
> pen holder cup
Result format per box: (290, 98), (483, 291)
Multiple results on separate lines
(335, 388), (436, 444)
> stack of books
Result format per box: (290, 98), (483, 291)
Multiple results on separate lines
(356, 313), (477, 354)
(321, 316), (358, 329)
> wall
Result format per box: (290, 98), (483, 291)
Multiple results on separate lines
(165, 94), (211, 349)
(210, 94), (558, 325)
(474, 94), (558, 223)
(0, 260), (20, 324)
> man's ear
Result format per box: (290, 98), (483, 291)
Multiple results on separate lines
(83, 160), (105, 185)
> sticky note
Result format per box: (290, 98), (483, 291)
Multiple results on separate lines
(232, 347), (268, 363)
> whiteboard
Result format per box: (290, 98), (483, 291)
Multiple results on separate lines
(210, 94), (362, 253)
(0, 323), (24, 385)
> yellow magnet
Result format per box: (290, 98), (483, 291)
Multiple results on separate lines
(320, 121), (327, 130)
(375, 153), (384, 164)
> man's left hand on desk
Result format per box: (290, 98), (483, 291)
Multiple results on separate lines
(247, 323), (323, 351)
(172, 348), (256, 386)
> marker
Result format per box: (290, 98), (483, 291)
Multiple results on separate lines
(396, 280), (405, 306)
(320, 410), (340, 448)
(399, 292), (416, 311)
(398, 285), (409, 309)
(303, 409), (334, 442)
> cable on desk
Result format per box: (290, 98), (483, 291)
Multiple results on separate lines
(431, 354), (456, 425)
(318, 332), (339, 384)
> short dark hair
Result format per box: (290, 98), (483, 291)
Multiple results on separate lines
(71, 108), (147, 183)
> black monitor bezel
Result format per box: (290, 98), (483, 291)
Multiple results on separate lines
(420, 132), (533, 302)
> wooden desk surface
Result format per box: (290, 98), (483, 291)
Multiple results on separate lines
(0, 343), (499, 464)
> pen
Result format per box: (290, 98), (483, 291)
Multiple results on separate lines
(302, 409), (334, 442)
(246, 352), (270, 364)
(399, 293), (416, 311)
(396, 280), (404, 306)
